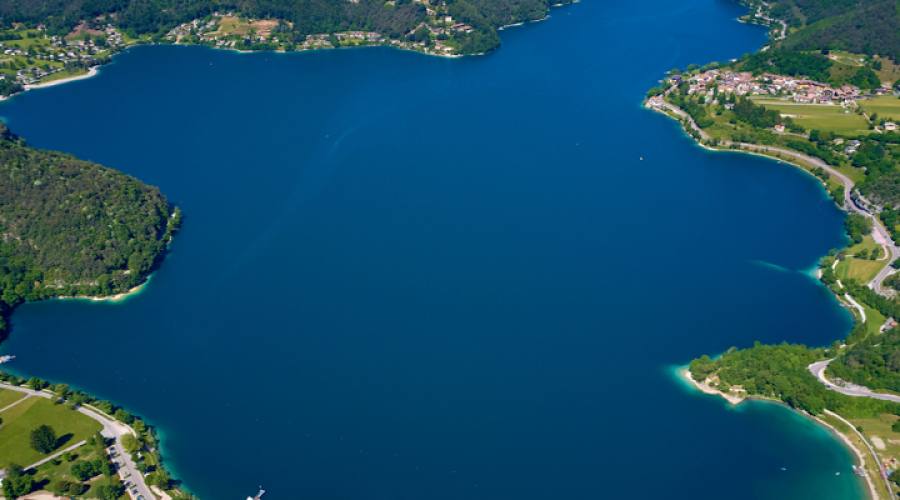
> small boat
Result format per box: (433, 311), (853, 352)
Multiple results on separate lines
(246, 486), (265, 500)
(0, 355), (15, 364)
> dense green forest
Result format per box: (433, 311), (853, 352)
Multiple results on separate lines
(0, 125), (179, 337)
(0, 0), (571, 54)
(689, 343), (900, 417)
(762, 0), (900, 61)
(829, 327), (900, 392)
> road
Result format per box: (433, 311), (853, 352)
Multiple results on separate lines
(649, 97), (900, 295)
(809, 359), (900, 403)
(808, 361), (898, 498)
(25, 440), (86, 471)
(824, 408), (894, 500)
(0, 382), (154, 500)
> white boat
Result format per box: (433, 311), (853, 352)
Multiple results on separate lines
(0, 355), (15, 364)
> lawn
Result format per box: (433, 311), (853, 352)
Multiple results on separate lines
(836, 256), (886, 284)
(31, 432), (110, 493)
(845, 235), (882, 257)
(0, 396), (101, 468)
(752, 98), (871, 135)
(863, 302), (887, 337)
(0, 388), (27, 408)
(860, 95), (900, 121)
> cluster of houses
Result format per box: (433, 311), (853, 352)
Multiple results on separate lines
(165, 4), (476, 57)
(0, 24), (124, 86)
(677, 69), (863, 106)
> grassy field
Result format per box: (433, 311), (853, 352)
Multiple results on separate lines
(874, 55), (900, 85)
(845, 235), (882, 256)
(0, 396), (101, 468)
(851, 412), (900, 500)
(860, 95), (900, 121)
(822, 412), (895, 500)
(0, 388), (27, 408)
(836, 257), (886, 284)
(835, 236), (887, 284)
(862, 302), (887, 337)
(752, 98), (871, 135)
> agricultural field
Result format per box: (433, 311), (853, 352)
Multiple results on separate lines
(752, 98), (871, 135)
(860, 95), (900, 121)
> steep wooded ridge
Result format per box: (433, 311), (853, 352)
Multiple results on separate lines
(769, 0), (900, 61)
(0, 0), (570, 55)
(0, 125), (179, 336)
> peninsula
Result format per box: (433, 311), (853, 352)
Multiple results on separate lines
(648, 0), (900, 498)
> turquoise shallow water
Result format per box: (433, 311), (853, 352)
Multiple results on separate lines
(0, 0), (866, 498)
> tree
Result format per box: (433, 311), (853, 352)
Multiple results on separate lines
(30, 424), (57, 454)
(2, 464), (34, 498)
(148, 469), (171, 488)
(93, 482), (124, 500)
(122, 434), (140, 453)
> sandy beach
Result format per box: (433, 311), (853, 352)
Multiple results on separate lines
(55, 277), (150, 304)
(679, 367), (746, 405)
(23, 67), (99, 91)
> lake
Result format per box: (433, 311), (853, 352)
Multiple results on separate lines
(0, 0), (865, 498)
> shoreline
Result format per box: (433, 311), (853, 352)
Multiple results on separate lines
(53, 275), (151, 304)
(23, 66), (100, 91)
(677, 367), (881, 499)
(646, 103), (835, 191)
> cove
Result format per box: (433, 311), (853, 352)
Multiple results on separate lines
(0, 0), (866, 498)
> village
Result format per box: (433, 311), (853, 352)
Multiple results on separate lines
(0, 0), (489, 94)
(0, 23), (125, 87)
(164, 6), (479, 57)
(676, 68), (870, 105)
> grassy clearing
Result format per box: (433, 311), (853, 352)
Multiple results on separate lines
(874, 55), (900, 85)
(213, 15), (251, 37)
(752, 98), (871, 135)
(0, 397), (101, 468)
(836, 257), (886, 284)
(835, 235), (888, 284)
(0, 388), (27, 408)
(845, 235), (882, 256)
(863, 303), (887, 336)
(860, 95), (900, 121)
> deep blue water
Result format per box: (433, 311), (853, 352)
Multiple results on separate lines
(0, 0), (866, 498)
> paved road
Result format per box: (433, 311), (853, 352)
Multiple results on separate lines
(649, 97), (900, 295)
(809, 359), (900, 403)
(0, 382), (153, 500)
(25, 440), (86, 471)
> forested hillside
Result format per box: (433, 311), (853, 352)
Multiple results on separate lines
(0, 0), (570, 54)
(829, 327), (900, 392)
(768, 0), (899, 61)
(0, 125), (179, 336)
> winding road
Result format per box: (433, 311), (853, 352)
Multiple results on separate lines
(0, 382), (153, 500)
(809, 359), (900, 403)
